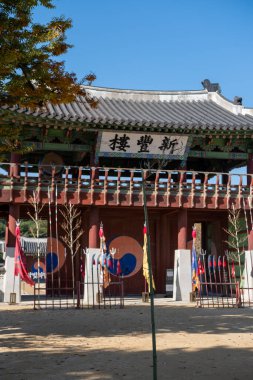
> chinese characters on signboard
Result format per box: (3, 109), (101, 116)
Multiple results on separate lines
(98, 132), (189, 159)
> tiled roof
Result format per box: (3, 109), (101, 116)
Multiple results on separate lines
(2, 82), (253, 131)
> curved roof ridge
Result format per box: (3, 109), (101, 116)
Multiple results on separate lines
(82, 84), (207, 95)
(83, 85), (209, 102)
(208, 92), (253, 116)
(83, 85), (253, 116)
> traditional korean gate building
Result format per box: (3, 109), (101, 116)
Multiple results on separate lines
(1, 79), (253, 301)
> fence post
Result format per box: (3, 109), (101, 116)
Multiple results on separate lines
(235, 282), (242, 308)
(76, 281), (80, 309)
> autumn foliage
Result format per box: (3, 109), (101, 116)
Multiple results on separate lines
(0, 0), (96, 108)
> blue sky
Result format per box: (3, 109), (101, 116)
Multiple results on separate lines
(35, 0), (253, 107)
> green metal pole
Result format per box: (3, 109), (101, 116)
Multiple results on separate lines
(141, 169), (157, 380)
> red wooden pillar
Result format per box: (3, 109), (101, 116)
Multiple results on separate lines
(155, 216), (161, 287)
(177, 209), (188, 249)
(6, 205), (19, 248)
(4, 204), (20, 302)
(74, 206), (84, 283)
(248, 230), (253, 251)
(160, 213), (168, 293)
(6, 152), (21, 248)
(10, 153), (21, 177)
(89, 207), (99, 248)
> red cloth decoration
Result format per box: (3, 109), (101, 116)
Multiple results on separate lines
(197, 257), (205, 276)
(15, 226), (27, 267)
(14, 225), (34, 286)
(108, 257), (113, 269)
(99, 223), (104, 238)
(231, 260), (236, 278)
(223, 256), (227, 268)
(116, 260), (121, 276)
(192, 228), (197, 239)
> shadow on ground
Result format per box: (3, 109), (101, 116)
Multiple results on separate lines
(0, 303), (252, 379)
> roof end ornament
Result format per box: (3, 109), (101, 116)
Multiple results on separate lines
(201, 79), (221, 93)
(233, 96), (242, 105)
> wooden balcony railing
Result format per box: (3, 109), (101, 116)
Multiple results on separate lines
(0, 163), (252, 209)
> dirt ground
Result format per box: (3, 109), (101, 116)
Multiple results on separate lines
(0, 298), (252, 380)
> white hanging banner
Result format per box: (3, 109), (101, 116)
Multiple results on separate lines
(97, 132), (189, 160)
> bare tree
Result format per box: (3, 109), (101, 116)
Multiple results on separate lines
(27, 191), (46, 239)
(27, 190), (46, 287)
(60, 204), (83, 301)
(223, 204), (247, 281)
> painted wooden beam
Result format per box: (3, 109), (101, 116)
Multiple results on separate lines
(23, 142), (91, 152)
(189, 150), (248, 160)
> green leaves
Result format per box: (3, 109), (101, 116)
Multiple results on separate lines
(0, 0), (97, 154)
(0, 0), (94, 108)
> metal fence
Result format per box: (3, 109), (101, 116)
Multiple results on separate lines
(33, 279), (124, 310)
(195, 253), (253, 308)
